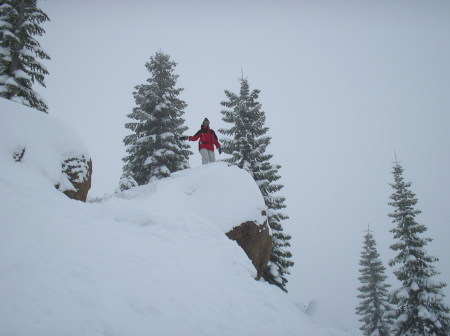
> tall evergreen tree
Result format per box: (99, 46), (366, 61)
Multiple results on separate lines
(356, 226), (392, 336)
(0, 0), (50, 112)
(388, 160), (450, 336)
(122, 52), (192, 186)
(219, 76), (293, 292)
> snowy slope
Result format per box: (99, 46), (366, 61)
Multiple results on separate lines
(0, 100), (350, 336)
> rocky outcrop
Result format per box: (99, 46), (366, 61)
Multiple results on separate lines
(226, 221), (272, 280)
(56, 156), (92, 202)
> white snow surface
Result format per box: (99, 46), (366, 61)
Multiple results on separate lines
(113, 163), (267, 235)
(0, 100), (349, 336)
(306, 300), (349, 333)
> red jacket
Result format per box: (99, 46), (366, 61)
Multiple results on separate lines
(189, 125), (221, 151)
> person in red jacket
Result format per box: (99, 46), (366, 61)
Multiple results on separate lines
(181, 118), (222, 164)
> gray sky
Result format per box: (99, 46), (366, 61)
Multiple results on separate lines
(38, 0), (450, 332)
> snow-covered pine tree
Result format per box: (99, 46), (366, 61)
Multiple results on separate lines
(122, 52), (192, 186)
(118, 173), (137, 191)
(219, 76), (293, 292)
(388, 160), (450, 336)
(356, 226), (392, 336)
(0, 0), (50, 112)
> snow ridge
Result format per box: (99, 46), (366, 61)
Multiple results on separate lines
(0, 100), (349, 336)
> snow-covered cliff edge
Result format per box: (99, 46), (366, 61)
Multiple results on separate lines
(0, 100), (349, 336)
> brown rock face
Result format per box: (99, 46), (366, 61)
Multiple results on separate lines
(226, 221), (272, 280)
(57, 156), (93, 202)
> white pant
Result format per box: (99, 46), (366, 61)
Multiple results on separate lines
(200, 148), (215, 165)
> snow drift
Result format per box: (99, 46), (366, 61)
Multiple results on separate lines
(0, 100), (349, 336)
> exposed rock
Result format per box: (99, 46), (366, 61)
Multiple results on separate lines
(56, 156), (92, 202)
(226, 221), (272, 280)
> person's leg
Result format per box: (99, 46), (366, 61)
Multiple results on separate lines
(200, 148), (209, 165)
(208, 150), (215, 163)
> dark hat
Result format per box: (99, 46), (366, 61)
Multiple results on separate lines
(202, 118), (210, 125)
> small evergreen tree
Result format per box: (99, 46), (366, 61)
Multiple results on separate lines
(122, 51), (192, 186)
(118, 173), (137, 191)
(356, 226), (392, 336)
(219, 76), (293, 291)
(0, 0), (50, 112)
(388, 160), (450, 336)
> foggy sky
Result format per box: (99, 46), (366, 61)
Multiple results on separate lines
(36, 0), (450, 332)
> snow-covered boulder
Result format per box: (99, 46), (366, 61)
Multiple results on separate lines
(0, 98), (92, 201)
(115, 162), (272, 277)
